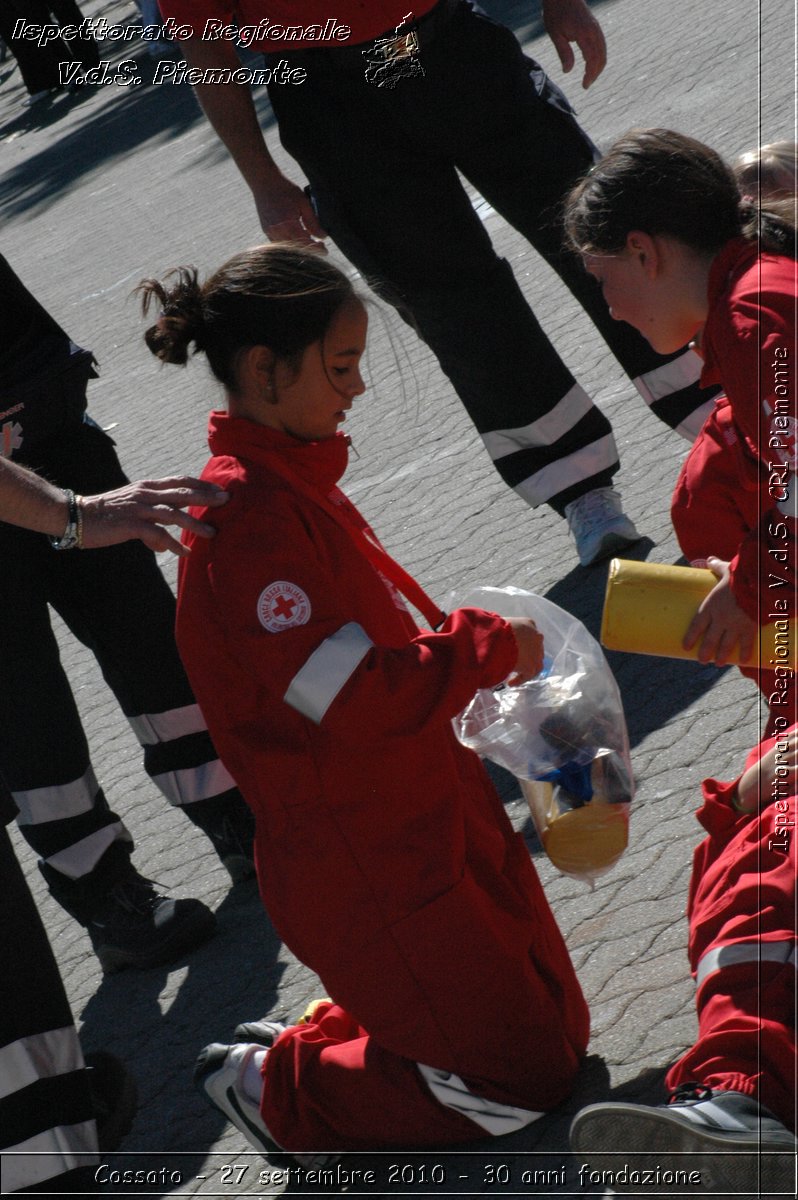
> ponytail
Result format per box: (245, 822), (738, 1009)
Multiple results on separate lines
(137, 244), (357, 390)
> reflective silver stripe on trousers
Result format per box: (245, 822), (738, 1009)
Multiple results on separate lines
(0, 1026), (83, 1102)
(0, 1026), (97, 1191)
(480, 382), (594, 462)
(13, 767), (100, 826)
(46, 822), (131, 880)
(696, 939), (797, 990)
(1, 1123), (98, 1191)
(417, 1063), (543, 1136)
(514, 433), (618, 507)
(128, 702), (208, 746)
(633, 346), (709, 441)
(285, 622), (374, 725)
(151, 756), (237, 807)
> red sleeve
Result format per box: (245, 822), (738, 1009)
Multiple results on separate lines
(728, 509), (798, 621)
(705, 257), (798, 620)
(204, 495), (518, 741)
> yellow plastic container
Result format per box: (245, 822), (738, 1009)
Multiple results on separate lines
(601, 559), (796, 669)
(519, 779), (629, 881)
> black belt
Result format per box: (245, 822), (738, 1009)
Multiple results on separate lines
(266, 0), (461, 72)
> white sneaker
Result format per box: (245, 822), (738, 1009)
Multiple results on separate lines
(195, 1042), (339, 1169)
(564, 486), (641, 567)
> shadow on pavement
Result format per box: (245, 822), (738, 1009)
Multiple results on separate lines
(0, 46), (277, 220)
(79, 878), (286, 1166)
(0, 0), (612, 222)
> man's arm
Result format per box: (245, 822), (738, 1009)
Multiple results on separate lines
(179, 35), (326, 245)
(542, 0), (607, 89)
(0, 457), (228, 555)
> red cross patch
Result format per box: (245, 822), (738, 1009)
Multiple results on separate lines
(257, 581), (311, 633)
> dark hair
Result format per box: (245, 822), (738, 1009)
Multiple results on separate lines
(564, 128), (796, 259)
(137, 244), (357, 390)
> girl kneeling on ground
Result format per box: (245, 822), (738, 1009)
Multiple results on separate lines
(138, 245), (589, 1160)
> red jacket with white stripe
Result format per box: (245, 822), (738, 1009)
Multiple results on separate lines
(176, 413), (588, 1103)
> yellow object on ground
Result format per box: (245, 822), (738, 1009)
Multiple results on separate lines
(298, 997), (332, 1024)
(601, 559), (796, 668)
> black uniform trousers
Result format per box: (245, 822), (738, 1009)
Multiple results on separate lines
(267, 0), (715, 513)
(0, 420), (241, 920)
(0, 794), (99, 1193)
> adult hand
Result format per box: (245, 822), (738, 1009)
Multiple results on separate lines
(253, 173), (328, 251)
(735, 727), (798, 813)
(683, 557), (757, 666)
(80, 478), (230, 555)
(542, 0), (607, 89)
(506, 617), (545, 684)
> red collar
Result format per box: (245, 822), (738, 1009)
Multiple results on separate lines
(207, 411), (350, 494)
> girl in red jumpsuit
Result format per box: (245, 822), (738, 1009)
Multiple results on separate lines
(669, 143), (797, 728)
(564, 130), (797, 1192)
(138, 246), (589, 1158)
(564, 129), (797, 731)
(570, 725), (797, 1194)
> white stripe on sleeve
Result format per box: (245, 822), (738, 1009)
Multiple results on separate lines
(284, 622), (374, 725)
(695, 939), (796, 990)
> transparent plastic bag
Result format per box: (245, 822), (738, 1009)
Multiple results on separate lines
(452, 586), (634, 883)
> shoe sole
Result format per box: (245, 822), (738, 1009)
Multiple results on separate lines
(96, 905), (217, 974)
(570, 1103), (796, 1194)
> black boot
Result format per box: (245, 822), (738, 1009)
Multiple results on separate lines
(182, 793), (256, 884)
(41, 852), (216, 974)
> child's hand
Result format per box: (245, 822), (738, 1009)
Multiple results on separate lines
(683, 557), (757, 665)
(734, 728), (798, 813)
(506, 618), (545, 685)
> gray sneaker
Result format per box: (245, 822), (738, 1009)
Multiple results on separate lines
(564, 486), (641, 567)
(570, 1085), (797, 1195)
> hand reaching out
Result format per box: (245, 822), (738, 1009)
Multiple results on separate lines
(80, 478), (230, 555)
(683, 557), (757, 666)
(506, 617), (545, 685)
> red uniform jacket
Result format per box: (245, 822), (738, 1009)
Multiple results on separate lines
(698, 237), (797, 622)
(176, 414), (588, 1107)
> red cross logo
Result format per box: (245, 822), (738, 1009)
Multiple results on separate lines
(257, 581), (311, 633)
(272, 594), (297, 620)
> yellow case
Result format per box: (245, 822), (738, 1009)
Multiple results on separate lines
(601, 559), (795, 668)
